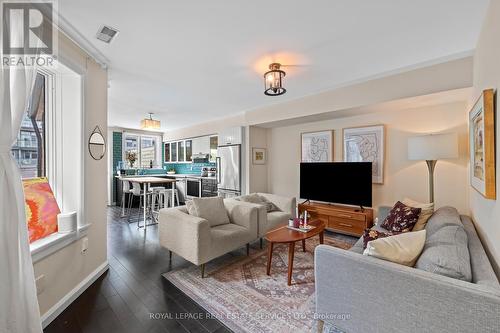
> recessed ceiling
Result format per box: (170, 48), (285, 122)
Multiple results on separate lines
(58, 0), (488, 131)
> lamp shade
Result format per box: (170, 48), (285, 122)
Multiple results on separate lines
(408, 133), (458, 161)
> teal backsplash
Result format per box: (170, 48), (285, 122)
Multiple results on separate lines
(164, 162), (216, 174)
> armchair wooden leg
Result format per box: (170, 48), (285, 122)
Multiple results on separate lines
(246, 243), (250, 256)
(317, 319), (324, 333)
(169, 250), (172, 262)
(260, 238), (263, 249)
(200, 264), (205, 278)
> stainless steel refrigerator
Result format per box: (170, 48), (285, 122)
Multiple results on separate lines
(216, 144), (241, 198)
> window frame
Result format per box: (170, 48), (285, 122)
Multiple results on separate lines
(28, 62), (88, 263)
(122, 132), (161, 168)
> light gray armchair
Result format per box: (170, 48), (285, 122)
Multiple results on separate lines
(158, 199), (258, 277)
(227, 192), (296, 248)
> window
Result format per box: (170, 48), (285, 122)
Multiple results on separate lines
(11, 73), (46, 179)
(10, 62), (86, 260)
(140, 136), (157, 168)
(123, 133), (160, 168)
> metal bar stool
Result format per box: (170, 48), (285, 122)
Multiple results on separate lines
(120, 180), (132, 217)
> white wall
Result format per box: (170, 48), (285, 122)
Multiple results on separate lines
(33, 31), (108, 318)
(267, 101), (469, 213)
(247, 126), (269, 193)
(469, 0), (500, 275)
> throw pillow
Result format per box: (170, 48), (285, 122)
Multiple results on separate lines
(186, 200), (196, 215)
(381, 201), (421, 232)
(402, 198), (434, 231)
(362, 229), (391, 249)
(363, 230), (427, 266)
(415, 225), (471, 282)
(189, 197), (230, 227)
(238, 193), (280, 212)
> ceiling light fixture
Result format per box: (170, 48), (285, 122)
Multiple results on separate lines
(141, 112), (161, 130)
(264, 63), (286, 96)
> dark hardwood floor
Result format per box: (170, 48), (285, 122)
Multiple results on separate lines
(44, 207), (231, 333)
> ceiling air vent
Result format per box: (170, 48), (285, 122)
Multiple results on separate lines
(96, 25), (119, 43)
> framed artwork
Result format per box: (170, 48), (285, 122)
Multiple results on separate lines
(469, 89), (496, 199)
(301, 130), (334, 162)
(252, 148), (267, 165)
(343, 125), (385, 184)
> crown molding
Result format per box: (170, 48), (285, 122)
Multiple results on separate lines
(54, 10), (110, 69)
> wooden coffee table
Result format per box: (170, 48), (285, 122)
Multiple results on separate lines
(265, 220), (325, 286)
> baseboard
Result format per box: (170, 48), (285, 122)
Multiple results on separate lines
(41, 261), (109, 328)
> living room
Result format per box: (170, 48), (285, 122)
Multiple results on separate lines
(2, 1), (500, 333)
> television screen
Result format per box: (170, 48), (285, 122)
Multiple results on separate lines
(300, 162), (372, 207)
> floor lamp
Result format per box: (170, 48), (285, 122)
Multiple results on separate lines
(408, 133), (458, 203)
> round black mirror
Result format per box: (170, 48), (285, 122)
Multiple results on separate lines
(88, 126), (106, 160)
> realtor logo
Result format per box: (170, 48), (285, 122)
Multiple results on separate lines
(2, 2), (53, 54)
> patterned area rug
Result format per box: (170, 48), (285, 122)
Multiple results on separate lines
(163, 233), (356, 333)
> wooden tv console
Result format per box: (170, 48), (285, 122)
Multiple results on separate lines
(298, 202), (373, 237)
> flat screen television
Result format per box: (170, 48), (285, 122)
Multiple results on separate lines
(300, 162), (372, 207)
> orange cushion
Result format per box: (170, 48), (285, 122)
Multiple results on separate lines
(23, 177), (60, 243)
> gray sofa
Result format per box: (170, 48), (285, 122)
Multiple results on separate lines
(315, 206), (500, 333)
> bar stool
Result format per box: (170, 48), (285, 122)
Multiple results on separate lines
(163, 188), (180, 207)
(120, 180), (132, 217)
(128, 182), (153, 227)
(151, 187), (166, 212)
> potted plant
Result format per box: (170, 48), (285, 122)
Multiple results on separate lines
(125, 151), (137, 168)
(167, 167), (176, 175)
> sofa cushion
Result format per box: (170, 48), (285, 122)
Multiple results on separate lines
(415, 225), (472, 282)
(189, 197), (230, 227)
(362, 229), (393, 249)
(381, 201), (421, 232)
(364, 230), (426, 266)
(267, 211), (290, 231)
(402, 198), (434, 231)
(350, 224), (391, 254)
(210, 223), (254, 258)
(425, 206), (462, 236)
(238, 193), (280, 212)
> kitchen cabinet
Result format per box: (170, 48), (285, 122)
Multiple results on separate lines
(175, 177), (186, 203)
(171, 142), (177, 161)
(209, 135), (218, 162)
(164, 143), (170, 162)
(192, 136), (210, 155)
(218, 127), (242, 145)
(164, 135), (214, 164)
(178, 141), (185, 161)
(185, 139), (192, 162)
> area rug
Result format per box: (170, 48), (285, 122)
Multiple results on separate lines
(163, 234), (356, 333)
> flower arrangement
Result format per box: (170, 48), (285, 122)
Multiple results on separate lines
(125, 151), (137, 168)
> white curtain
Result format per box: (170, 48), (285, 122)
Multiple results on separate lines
(0, 15), (42, 333)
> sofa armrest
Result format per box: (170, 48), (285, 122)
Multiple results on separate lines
(314, 245), (500, 333)
(158, 207), (211, 265)
(224, 200), (258, 237)
(258, 193), (296, 217)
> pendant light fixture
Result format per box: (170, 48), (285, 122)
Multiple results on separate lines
(264, 63), (286, 96)
(141, 112), (161, 130)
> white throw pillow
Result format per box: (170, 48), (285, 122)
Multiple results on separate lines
(402, 198), (434, 231)
(189, 197), (230, 227)
(363, 230), (426, 266)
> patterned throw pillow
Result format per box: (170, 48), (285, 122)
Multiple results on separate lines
(23, 177), (60, 243)
(237, 194), (280, 212)
(381, 201), (422, 232)
(363, 229), (405, 249)
(363, 229), (391, 249)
